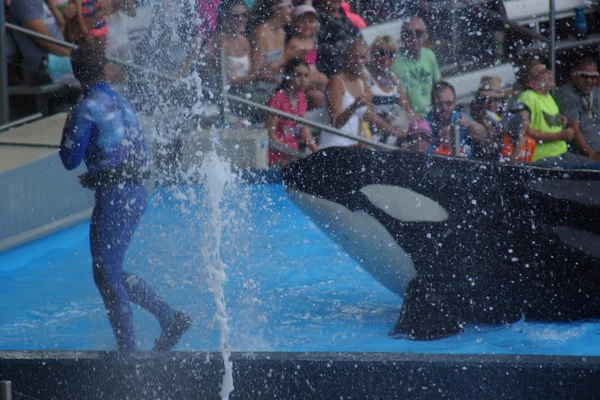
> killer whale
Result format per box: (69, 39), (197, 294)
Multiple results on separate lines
(281, 147), (600, 340)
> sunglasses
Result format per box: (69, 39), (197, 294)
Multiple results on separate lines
(373, 49), (397, 58)
(574, 70), (599, 79)
(401, 30), (425, 39)
(231, 11), (248, 19)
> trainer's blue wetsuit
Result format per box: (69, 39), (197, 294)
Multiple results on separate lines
(60, 81), (176, 351)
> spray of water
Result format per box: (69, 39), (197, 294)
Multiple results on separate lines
(198, 142), (235, 400)
(129, 1), (239, 395)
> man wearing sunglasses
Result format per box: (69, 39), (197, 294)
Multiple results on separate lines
(555, 57), (600, 162)
(391, 16), (441, 119)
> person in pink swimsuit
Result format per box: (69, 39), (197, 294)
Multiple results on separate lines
(265, 59), (319, 166)
(286, 5), (328, 108)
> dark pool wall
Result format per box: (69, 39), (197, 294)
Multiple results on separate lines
(1, 351), (599, 399)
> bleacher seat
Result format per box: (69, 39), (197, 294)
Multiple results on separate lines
(444, 62), (517, 107)
(8, 82), (81, 116)
(361, 18), (407, 47)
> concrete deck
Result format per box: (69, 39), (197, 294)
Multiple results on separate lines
(0, 113), (65, 174)
(0, 114), (90, 251)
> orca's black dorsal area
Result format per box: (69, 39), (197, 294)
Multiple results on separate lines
(282, 147), (600, 340)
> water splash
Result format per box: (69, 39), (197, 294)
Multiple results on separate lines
(196, 134), (235, 400)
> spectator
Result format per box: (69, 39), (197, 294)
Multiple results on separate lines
(320, 38), (406, 148)
(247, 0), (297, 78)
(469, 76), (506, 160)
(45, 0), (67, 34)
(516, 59), (576, 164)
(392, 16), (441, 117)
(340, 2), (366, 30)
(265, 59), (318, 166)
(364, 35), (418, 142)
(555, 57), (600, 162)
(287, 4), (328, 108)
(184, 0), (261, 89)
(6, 0), (76, 84)
(314, 0), (361, 77)
(194, 0), (221, 40)
(77, 0), (110, 41)
(401, 119), (432, 153)
(426, 81), (489, 157)
(246, 0), (305, 119)
(500, 101), (536, 163)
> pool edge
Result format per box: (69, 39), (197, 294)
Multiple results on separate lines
(1, 350), (598, 399)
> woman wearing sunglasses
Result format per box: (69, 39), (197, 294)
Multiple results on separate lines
(182, 0), (259, 89)
(364, 35), (418, 144)
(320, 38), (407, 148)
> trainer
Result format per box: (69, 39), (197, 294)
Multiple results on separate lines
(59, 41), (191, 352)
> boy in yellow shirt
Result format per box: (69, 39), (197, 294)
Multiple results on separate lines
(517, 59), (574, 162)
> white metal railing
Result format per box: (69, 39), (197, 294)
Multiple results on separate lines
(0, 113), (43, 133)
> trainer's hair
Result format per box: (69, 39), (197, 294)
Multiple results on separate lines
(431, 81), (456, 103)
(70, 40), (106, 85)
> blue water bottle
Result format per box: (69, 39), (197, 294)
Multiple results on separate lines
(574, 6), (588, 40)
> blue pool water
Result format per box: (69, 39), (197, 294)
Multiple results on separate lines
(2, 184), (600, 355)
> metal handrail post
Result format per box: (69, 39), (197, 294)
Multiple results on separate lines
(0, 113), (43, 133)
(453, 124), (461, 157)
(0, 4), (10, 125)
(0, 381), (12, 400)
(550, 0), (556, 83)
(219, 48), (228, 126)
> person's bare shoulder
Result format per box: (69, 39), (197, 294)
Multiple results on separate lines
(253, 24), (271, 41)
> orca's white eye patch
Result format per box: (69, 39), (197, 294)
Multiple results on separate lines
(360, 184), (449, 222)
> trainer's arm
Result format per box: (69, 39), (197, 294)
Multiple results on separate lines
(59, 104), (93, 170)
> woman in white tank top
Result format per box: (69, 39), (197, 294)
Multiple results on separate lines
(182, 0), (259, 88)
(321, 38), (408, 148)
(320, 76), (368, 147)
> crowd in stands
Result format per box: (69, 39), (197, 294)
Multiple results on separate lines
(4, 0), (600, 168)
(5, 0), (135, 86)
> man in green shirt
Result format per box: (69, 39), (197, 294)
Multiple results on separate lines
(391, 16), (441, 117)
(517, 59), (575, 162)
